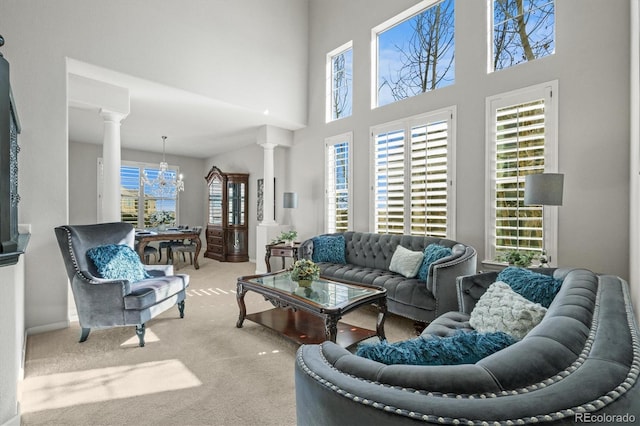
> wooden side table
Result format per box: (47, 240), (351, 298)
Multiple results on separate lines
(265, 242), (300, 272)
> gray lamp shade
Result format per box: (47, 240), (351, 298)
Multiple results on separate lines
(283, 192), (298, 209)
(524, 173), (564, 206)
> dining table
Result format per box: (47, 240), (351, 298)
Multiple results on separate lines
(134, 228), (202, 269)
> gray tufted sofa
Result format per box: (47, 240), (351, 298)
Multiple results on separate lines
(295, 268), (640, 425)
(299, 232), (477, 324)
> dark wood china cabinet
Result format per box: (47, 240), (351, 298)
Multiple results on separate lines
(204, 166), (249, 262)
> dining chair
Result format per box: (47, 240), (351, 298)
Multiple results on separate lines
(170, 226), (202, 269)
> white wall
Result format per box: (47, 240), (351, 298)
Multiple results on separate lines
(287, 0), (631, 283)
(630, 0), (640, 322)
(206, 142), (290, 263)
(200, 1), (635, 291)
(0, 0), (309, 331)
(69, 141), (206, 228)
(0, 255), (24, 426)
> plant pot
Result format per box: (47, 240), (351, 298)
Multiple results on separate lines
(297, 279), (312, 288)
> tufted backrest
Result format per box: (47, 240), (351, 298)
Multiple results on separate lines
(325, 268), (638, 400)
(342, 231), (461, 270)
(54, 222), (135, 280)
(475, 268), (599, 389)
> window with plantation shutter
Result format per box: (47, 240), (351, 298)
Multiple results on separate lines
(120, 165), (141, 225)
(374, 128), (406, 234)
(325, 133), (352, 232)
(142, 166), (179, 227)
(98, 159), (180, 228)
(409, 115), (450, 237)
(372, 108), (456, 237)
(486, 81), (558, 263)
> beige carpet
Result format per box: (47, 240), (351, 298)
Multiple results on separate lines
(20, 258), (416, 426)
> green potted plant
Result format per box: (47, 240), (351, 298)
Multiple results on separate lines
(497, 250), (538, 267)
(290, 259), (320, 287)
(279, 229), (298, 246)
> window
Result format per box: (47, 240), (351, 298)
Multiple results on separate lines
(486, 81), (558, 263)
(325, 133), (352, 232)
(491, 0), (555, 71)
(372, 108), (456, 238)
(327, 42), (353, 121)
(99, 160), (180, 228)
(373, 0), (455, 108)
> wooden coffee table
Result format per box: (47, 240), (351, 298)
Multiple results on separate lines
(236, 271), (387, 347)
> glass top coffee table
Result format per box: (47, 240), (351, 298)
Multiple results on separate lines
(236, 270), (387, 347)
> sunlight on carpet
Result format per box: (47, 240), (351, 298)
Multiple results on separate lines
(119, 328), (160, 347)
(20, 359), (202, 413)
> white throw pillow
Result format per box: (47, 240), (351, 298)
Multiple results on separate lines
(389, 245), (424, 278)
(469, 281), (547, 340)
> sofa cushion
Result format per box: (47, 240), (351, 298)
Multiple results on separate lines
(355, 330), (517, 365)
(87, 244), (150, 283)
(469, 281), (547, 340)
(124, 275), (188, 310)
(497, 266), (563, 308)
(389, 245), (424, 278)
(417, 244), (453, 281)
(312, 235), (346, 264)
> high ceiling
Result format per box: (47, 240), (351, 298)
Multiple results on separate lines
(67, 61), (305, 159)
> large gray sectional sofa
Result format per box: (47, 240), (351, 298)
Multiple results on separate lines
(299, 232), (477, 324)
(295, 268), (640, 425)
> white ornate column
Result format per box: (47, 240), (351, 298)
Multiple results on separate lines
(68, 71), (130, 223)
(255, 141), (280, 274)
(255, 125), (294, 274)
(99, 109), (125, 223)
(261, 142), (277, 225)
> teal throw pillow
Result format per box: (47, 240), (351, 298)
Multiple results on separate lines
(417, 244), (453, 281)
(356, 330), (517, 366)
(497, 266), (563, 308)
(311, 235), (346, 264)
(87, 244), (150, 283)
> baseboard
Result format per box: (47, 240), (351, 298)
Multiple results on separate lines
(1, 403), (20, 426)
(19, 330), (26, 381)
(26, 320), (69, 336)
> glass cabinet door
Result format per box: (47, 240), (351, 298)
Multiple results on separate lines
(226, 229), (246, 255)
(227, 181), (245, 226)
(208, 177), (223, 225)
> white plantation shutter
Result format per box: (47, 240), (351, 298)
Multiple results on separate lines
(487, 81), (558, 263)
(374, 129), (406, 234)
(494, 100), (545, 253)
(98, 160), (180, 228)
(120, 165), (140, 225)
(409, 112), (450, 238)
(326, 133), (351, 232)
(372, 108), (455, 237)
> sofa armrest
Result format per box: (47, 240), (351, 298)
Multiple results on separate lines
(455, 271), (498, 314)
(144, 264), (173, 277)
(299, 238), (314, 260)
(429, 245), (477, 317)
(70, 273), (129, 326)
(73, 271), (131, 297)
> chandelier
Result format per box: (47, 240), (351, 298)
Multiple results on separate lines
(142, 136), (185, 195)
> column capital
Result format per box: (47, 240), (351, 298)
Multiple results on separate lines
(99, 109), (127, 123)
(259, 141), (278, 150)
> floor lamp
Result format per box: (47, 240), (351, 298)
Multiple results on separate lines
(524, 173), (564, 266)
